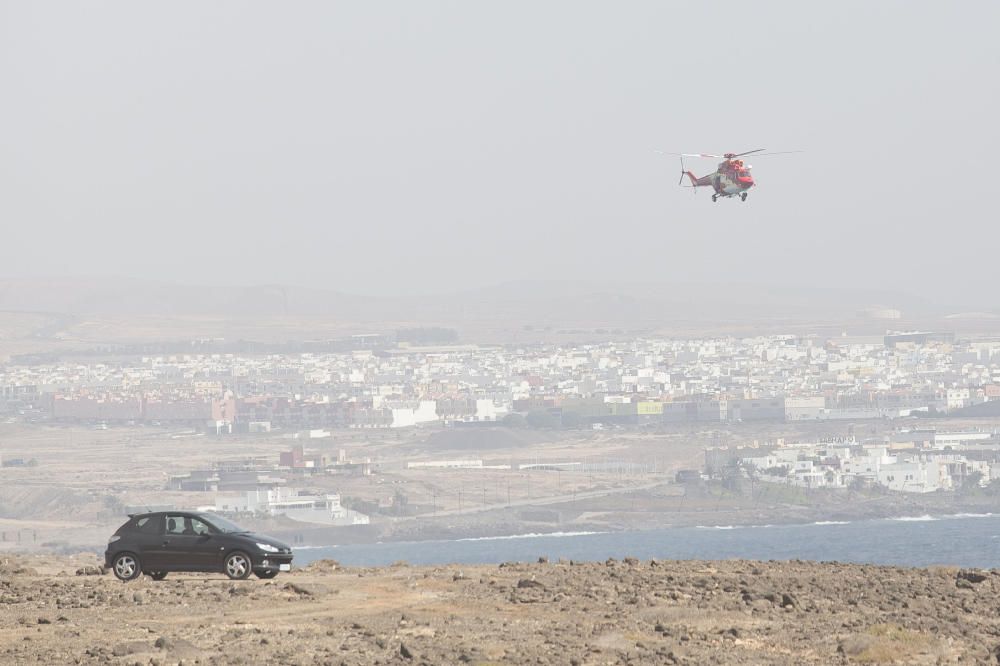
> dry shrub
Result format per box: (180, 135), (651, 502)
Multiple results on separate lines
(851, 624), (931, 664)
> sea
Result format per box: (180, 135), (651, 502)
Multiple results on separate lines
(293, 514), (1000, 569)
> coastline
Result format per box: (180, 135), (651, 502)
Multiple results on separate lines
(5, 483), (999, 557)
(259, 487), (1000, 548)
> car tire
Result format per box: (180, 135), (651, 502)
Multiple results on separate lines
(224, 551), (253, 580)
(149, 571), (168, 581)
(255, 570), (279, 579)
(112, 552), (142, 581)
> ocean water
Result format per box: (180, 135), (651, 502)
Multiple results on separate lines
(294, 514), (1000, 569)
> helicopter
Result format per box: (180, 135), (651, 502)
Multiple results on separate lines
(661, 149), (800, 202)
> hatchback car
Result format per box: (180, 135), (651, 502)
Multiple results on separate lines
(105, 511), (293, 581)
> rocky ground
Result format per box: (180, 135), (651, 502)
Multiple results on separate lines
(3, 554), (1000, 665)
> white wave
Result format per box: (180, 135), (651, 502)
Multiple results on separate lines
(695, 525), (739, 530)
(455, 531), (606, 542)
(812, 521), (850, 526)
(889, 515), (938, 522)
(946, 513), (994, 519)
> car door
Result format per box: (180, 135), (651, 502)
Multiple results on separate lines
(161, 514), (201, 571)
(185, 516), (224, 571)
(162, 514), (218, 571)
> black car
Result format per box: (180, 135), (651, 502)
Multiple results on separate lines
(104, 511), (293, 582)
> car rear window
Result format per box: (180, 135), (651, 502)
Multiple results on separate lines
(134, 516), (160, 534)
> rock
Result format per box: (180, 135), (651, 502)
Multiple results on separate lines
(306, 559), (339, 573)
(838, 634), (876, 657)
(956, 578), (975, 590)
(110, 642), (146, 657)
(37, 617), (51, 625)
(283, 582), (313, 596)
(537, 556), (548, 564)
(957, 570), (989, 584)
(2, 565), (38, 576)
(517, 579), (545, 589)
(399, 642), (413, 659)
(624, 557), (639, 566)
(781, 593), (797, 608)
(74, 566), (105, 576)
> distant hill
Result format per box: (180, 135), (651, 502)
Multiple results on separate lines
(0, 277), (936, 325)
(428, 280), (935, 323)
(0, 278), (384, 318)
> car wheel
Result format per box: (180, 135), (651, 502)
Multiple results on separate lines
(149, 571), (168, 581)
(255, 570), (279, 579)
(112, 552), (142, 581)
(224, 551), (252, 580)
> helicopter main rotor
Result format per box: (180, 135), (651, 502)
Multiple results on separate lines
(659, 149), (802, 160)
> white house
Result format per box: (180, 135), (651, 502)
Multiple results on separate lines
(215, 487), (370, 525)
(876, 461), (945, 493)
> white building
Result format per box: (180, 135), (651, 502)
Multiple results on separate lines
(215, 487), (370, 525)
(876, 461), (946, 493)
(407, 460), (483, 469)
(388, 400), (439, 428)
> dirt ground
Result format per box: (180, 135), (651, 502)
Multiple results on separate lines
(2, 554), (1000, 665)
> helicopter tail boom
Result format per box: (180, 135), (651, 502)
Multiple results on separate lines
(683, 171), (713, 188)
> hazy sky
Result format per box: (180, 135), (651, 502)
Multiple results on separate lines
(2, 2), (998, 304)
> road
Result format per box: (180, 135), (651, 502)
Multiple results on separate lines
(411, 479), (671, 518)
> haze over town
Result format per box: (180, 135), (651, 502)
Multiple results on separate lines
(3, 2), (1000, 664)
(2, 2), (999, 304)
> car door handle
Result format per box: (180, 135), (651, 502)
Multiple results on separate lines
(162, 540), (170, 546)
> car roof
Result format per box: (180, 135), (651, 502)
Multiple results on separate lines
(126, 510), (212, 519)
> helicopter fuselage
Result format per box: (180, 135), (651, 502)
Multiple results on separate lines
(684, 158), (755, 201)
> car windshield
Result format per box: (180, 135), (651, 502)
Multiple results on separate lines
(200, 513), (249, 533)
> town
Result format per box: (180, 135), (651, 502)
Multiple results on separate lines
(1, 328), (999, 533)
(705, 429), (1000, 494)
(2, 330), (999, 431)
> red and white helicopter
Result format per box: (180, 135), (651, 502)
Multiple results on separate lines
(662, 149), (800, 202)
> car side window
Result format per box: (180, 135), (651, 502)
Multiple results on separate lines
(135, 516), (161, 534)
(189, 518), (212, 535)
(165, 515), (188, 535)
